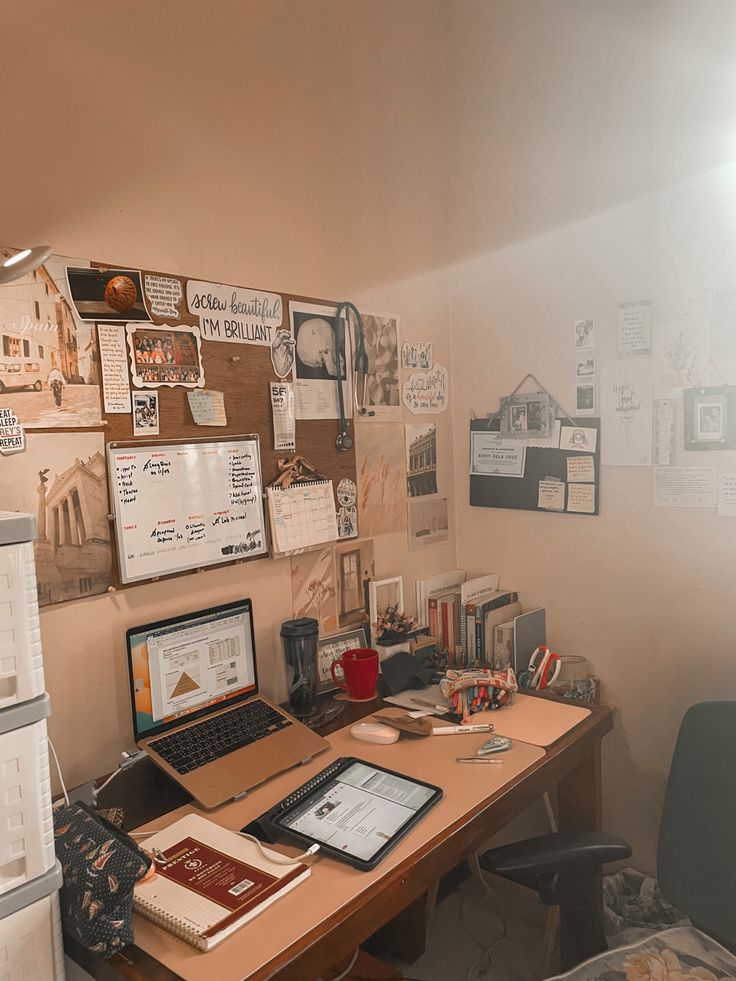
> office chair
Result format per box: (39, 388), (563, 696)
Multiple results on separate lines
(478, 701), (736, 973)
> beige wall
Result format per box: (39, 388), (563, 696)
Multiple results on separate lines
(448, 0), (736, 870)
(3, 0), (455, 789)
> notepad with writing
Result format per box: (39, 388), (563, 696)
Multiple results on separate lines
(134, 815), (310, 951)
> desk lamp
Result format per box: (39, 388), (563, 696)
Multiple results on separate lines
(0, 246), (53, 285)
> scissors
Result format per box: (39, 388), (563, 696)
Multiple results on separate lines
(522, 646), (561, 690)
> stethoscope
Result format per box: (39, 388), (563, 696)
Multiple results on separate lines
(332, 301), (374, 452)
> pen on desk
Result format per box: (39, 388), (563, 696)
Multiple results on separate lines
(432, 723), (494, 735)
(410, 698), (451, 713)
(456, 757), (504, 764)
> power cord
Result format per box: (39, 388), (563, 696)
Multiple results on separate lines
(47, 738), (69, 807)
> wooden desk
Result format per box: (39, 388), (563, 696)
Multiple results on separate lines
(67, 694), (613, 981)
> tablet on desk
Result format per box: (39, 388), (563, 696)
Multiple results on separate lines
(263, 757), (442, 871)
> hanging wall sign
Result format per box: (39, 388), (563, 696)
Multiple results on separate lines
(186, 280), (283, 345)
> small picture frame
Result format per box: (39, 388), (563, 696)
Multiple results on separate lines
(684, 386), (736, 451)
(499, 392), (553, 439)
(317, 625), (369, 694)
(368, 576), (404, 645)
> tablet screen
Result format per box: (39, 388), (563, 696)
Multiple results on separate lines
(278, 761), (437, 862)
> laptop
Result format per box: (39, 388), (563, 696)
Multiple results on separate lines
(126, 599), (329, 810)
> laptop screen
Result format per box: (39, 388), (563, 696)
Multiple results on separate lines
(126, 599), (258, 740)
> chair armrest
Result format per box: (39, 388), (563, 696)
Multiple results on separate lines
(479, 831), (632, 877)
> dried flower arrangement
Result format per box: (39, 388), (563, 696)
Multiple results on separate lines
(374, 603), (419, 643)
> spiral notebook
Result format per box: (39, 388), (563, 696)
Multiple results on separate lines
(134, 815), (310, 951)
(266, 480), (338, 556)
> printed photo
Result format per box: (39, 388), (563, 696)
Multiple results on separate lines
(360, 311), (400, 418)
(293, 311), (347, 381)
(127, 324), (204, 388)
(291, 546), (338, 636)
(576, 383), (595, 414)
(356, 423), (407, 536)
(407, 497), (450, 552)
(132, 391), (159, 436)
(0, 250), (102, 428)
(0, 433), (112, 606)
(66, 266), (149, 322)
(574, 319), (595, 349)
(335, 537), (374, 628)
(406, 423), (438, 497)
(500, 392), (551, 438)
(289, 301), (352, 420)
(697, 402), (723, 439)
(576, 353), (595, 379)
(316, 626), (369, 693)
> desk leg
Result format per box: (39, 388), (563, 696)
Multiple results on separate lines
(363, 892), (429, 963)
(557, 740), (602, 833)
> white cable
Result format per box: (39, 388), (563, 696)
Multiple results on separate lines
(47, 738), (69, 807)
(237, 833), (320, 866)
(91, 767), (121, 806)
(543, 791), (558, 833)
(316, 946), (359, 981)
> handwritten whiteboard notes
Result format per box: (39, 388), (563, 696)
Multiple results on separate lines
(266, 481), (338, 557)
(109, 439), (267, 583)
(186, 280), (282, 345)
(402, 364), (449, 414)
(98, 325), (132, 413)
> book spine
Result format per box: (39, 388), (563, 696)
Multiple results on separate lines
(440, 600), (450, 657)
(446, 598), (456, 663)
(459, 604), (467, 666)
(428, 598), (439, 640)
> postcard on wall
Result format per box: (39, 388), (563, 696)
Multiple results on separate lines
(291, 545), (338, 636)
(187, 389), (227, 426)
(574, 319), (595, 350)
(576, 383), (596, 416)
(601, 360), (653, 466)
(143, 274), (185, 322)
(559, 425), (598, 453)
(406, 422), (438, 496)
(407, 497), (450, 551)
(618, 300), (652, 357)
(653, 466), (717, 508)
(127, 323), (205, 389)
(654, 398), (676, 466)
(98, 324), (131, 413)
(186, 279), (282, 345)
(335, 537), (374, 628)
(566, 455), (595, 483)
(470, 432), (525, 477)
(718, 473), (736, 517)
(576, 352), (595, 379)
(0, 432), (112, 606)
(66, 266), (150, 322)
(0, 408), (24, 455)
(289, 301), (353, 420)
(356, 422), (407, 536)
(652, 320), (706, 397)
(401, 339), (432, 370)
(0, 251), (103, 429)
(538, 478), (565, 512)
(357, 311), (400, 419)
(566, 483), (595, 513)
(132, 391), (159, 437)
(336, 477), (358, 539)
(402, 364), (448, 414)
(712, 289), (736, 359)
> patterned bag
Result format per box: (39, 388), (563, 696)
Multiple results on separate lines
(53, 801), (152, 957)
(439, 667), (518, 722)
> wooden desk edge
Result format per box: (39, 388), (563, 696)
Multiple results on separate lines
(72, 701), (614, 981)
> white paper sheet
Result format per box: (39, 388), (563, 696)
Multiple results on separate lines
(601, 360), (653, 466)
(574, 319), (595, 350)
(470, 432), (525, 477)
(566, 455), (595, 482)
(187, 389), (227, 427)
(718, 473), (736, 517)
(653, 466), (717, 508)
(618, 300), (652, 356)
(98, 324), (132, 413)
(538, 479), (565, 511)
(559, 425), (598, 453)
(654, 399), (675, 466)
(289, 301), (353, 420)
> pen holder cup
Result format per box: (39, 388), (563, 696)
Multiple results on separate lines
(439, 667), (518, 723)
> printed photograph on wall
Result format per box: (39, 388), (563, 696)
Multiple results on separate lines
(335, 537), (374, 628)
(407, 497), (450, 551)
(358, 311), (400, 419)
(0, 432), (112, 606)
(66, 266), (149, 322)
(127, 323), (205, 388)
(289, 301), (352, 420)
(356, 422), (407, 536)
(0, 250), (102, 428)
(683, 385), (736, 451)
(316, 626), (369, 694)
(132, 391), (160, 437)
(291, 546), (338, 636)
(405, 422), (438, 497)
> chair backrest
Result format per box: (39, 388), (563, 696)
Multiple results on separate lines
(657, 701), (736, 949)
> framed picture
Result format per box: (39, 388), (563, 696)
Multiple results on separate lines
(317, 625), (369, 694)
(684, 386), (736, 451)
(368, 576), (404, 645)
(499, 391), (554, 439)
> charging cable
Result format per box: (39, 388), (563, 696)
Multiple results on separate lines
(47, 737), (69, 807)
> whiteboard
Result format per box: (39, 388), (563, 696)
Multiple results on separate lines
(108, 437), (267, 584)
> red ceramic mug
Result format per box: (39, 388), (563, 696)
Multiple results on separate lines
(330, 647), (379, 701)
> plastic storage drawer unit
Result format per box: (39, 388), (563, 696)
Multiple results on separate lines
(0, 694), (55, 897)
(0, 512), (44, 711)
(0, 863), (65, 981)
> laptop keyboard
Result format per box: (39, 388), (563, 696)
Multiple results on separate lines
(149, 699), (293, 774)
